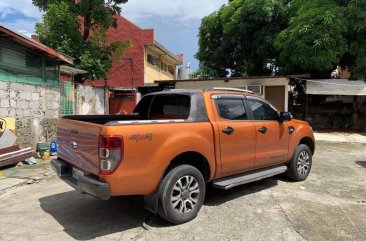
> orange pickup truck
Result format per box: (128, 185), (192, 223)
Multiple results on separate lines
(52, 88), (315, 224)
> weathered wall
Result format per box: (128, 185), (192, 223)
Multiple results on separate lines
(0, 80), (60, 148)
(75, 84), (105, 115)
(292, 102), (366, 131)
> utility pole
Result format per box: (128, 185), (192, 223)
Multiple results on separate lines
(104, 76), (109, 115)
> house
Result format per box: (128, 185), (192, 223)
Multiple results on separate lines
(0, 24), (75, 148)
(84, 16), (183, 114)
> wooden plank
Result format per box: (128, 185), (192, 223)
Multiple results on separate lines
(0, 148), (33, 161)
(0, 152), (34, 167)
(0, 145), (20, 155)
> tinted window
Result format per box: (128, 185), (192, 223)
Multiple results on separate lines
(248, 98), (278, 120)
(216, 99), (247, 120)
(133, 95), (153, 117)
(149, 95), (190, 119)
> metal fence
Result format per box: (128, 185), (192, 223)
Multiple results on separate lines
(59, 81), (74, 116)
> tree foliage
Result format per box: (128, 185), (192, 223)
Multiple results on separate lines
(275, 0), (347, 74)
(196, 0), (289, 77)
(191, 65), (222, 79)
(196, 0), (366, 79)
(34, 0), (131, 80)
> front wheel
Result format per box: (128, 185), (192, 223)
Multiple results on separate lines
(158, 165), (206, 224)
(285, 144), (313, 181)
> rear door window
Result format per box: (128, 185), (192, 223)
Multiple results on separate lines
(216, 98), (248, 120)
(149, 95), (191, 119)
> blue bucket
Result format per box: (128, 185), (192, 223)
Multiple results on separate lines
(50, 139), (58, 156)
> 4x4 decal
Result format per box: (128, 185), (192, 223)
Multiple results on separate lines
(129, 133), (153, 142)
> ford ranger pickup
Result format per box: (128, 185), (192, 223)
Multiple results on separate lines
(52, 88), (315, 224)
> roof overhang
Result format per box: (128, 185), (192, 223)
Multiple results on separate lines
(306, 79), (366, 96)
(60, 65), (88, 75)
(0, 24), (74, 65)
(146, 41), (183, 65)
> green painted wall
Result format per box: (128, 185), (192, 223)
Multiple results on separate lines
(0, 37), (60, 87)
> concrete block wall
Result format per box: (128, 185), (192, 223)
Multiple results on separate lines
(0, 80), (60, 148)
(75, 84), (105, 115)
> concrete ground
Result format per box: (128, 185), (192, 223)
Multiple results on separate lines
(0, 158), (54, 195)
(0, 141), (365, 241)
(314, 132), (366, 144)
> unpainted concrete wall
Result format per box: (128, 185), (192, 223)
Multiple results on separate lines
(0, 80), (60, 148)
(75, 84), (105, 115)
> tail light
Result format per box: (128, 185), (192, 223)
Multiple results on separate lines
(99, 135), (123, 175)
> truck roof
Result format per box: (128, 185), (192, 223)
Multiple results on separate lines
(146, 88), (256, 97)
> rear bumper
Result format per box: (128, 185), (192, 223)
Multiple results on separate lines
(51, 158), (110, 200)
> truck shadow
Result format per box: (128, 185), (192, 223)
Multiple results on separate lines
(39, 192), (149, 240)
(355, 161), (366, 168)
(39, 177), (282, 239)
(148, 177), (281, 228)
(204, 177), (278, 207)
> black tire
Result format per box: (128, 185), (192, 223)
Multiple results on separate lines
(285, 144), (312, 181)
(158, 165), (206, 224)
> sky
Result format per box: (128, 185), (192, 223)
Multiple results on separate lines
(0, 0), (228, 71)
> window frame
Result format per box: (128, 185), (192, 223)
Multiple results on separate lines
(148, 94), (192, 120)
(246, 96), (280, 122)
(213, 94), (251, 122)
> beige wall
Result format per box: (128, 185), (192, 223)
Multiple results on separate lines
(75, 84), (105, 115)
(144, 47), (176, 84)
(175, 78), (289, 111)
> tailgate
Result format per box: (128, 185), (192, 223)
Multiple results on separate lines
(57, 118), (101, 175)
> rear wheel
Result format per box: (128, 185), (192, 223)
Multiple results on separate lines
(285, 144), (312, 181)
(158, 165), (205, 224)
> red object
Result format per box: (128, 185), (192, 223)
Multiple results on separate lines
(84, 16), (154, 88)
(109, 92), (137, 114)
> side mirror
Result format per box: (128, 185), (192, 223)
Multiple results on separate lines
(279, 112), (292, 122)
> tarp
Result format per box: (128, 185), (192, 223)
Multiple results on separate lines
(306, 79), (366, 95)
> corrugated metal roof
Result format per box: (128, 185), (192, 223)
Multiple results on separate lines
(306, 79), (366, 95)
(0, 24), (74, 65)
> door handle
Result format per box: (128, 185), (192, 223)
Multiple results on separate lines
(258, 126), (268, 134)
(222, 126), (235, 135)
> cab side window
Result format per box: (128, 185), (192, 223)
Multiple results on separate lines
(247, 98), (278, 121)
(216, 98), (248, 120)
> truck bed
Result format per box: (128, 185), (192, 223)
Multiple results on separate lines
(63, 114), (141, 125)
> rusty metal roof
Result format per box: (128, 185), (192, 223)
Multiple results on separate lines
(306, 79), (366, 96)
(0, 24), (74, 65)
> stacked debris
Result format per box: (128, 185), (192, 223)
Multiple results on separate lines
(0, 129), (39, 168)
